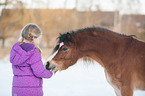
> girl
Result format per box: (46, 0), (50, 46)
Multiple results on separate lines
(10, 23), (52, 96)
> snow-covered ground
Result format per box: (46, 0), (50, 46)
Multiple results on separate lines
(0, 56), (145, 96)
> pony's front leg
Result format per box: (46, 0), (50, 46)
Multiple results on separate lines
(114, 84), (133, 96)
(121, 85), (133, 96)
(104, 71), (122, 96)
(114, 89), (121, 96)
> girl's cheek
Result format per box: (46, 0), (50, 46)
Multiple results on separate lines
(34, 38), (40, 45)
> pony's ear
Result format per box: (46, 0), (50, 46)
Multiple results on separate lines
(66, 32), (72, 41)
(66, 32), (75, 46)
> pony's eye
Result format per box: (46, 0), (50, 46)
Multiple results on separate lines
(62, 47), (68, 51)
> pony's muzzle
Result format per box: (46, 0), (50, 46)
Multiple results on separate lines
(47, 61), (56, 73)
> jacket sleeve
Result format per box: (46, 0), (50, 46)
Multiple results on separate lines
(28, 49), (53, 78)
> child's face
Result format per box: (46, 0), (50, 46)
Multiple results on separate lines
(34, 36), (41, 45)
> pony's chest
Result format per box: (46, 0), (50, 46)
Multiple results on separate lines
(105, 70), (121, 89)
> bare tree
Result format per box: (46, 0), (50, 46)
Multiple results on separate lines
(111, 0), (140, 32)
(75, 0), (78, 10)
(0, 0), (9, 48)
(88, 0), (93, 11)
(64, 0), (67, 9)
(46, 0), (49, 9)
(95, 4), (102, 26)
(0, 0), (24, 48)
(111, 0), (122, 32)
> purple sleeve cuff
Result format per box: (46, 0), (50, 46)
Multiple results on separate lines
(30, 60), (53, 78)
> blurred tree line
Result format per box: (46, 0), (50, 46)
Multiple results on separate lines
(0, 0), (145, 48)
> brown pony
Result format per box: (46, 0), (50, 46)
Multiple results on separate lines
(48, 27), (145, 96)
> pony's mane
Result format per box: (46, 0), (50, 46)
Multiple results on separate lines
(52, 26), (136, 54)
(76, 26), (133, 37)
(58, 31), (75, 44)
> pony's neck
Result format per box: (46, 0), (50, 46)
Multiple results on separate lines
(77, 31), (132, 68)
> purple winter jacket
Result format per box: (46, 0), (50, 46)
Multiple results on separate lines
(10, 42), (52, 96)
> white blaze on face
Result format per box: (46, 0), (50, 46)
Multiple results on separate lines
(47, 42), (64, 61)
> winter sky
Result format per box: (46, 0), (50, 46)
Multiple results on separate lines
(0, 0), (145, 15)
(24, 0), (145, 14)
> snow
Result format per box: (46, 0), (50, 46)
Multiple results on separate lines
(0, 56), (145, 96)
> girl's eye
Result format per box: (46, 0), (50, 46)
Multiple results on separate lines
(62, 47), (68, 51)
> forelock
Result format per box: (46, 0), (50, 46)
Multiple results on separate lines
(52, 42), (64, 54)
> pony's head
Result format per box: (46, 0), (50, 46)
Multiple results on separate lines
(48, 32), (80, 71)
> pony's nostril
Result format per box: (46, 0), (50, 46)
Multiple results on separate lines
(45, 61), (50, 70)
(48, 61), (56, 70)
(45, 61), (56, 72)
